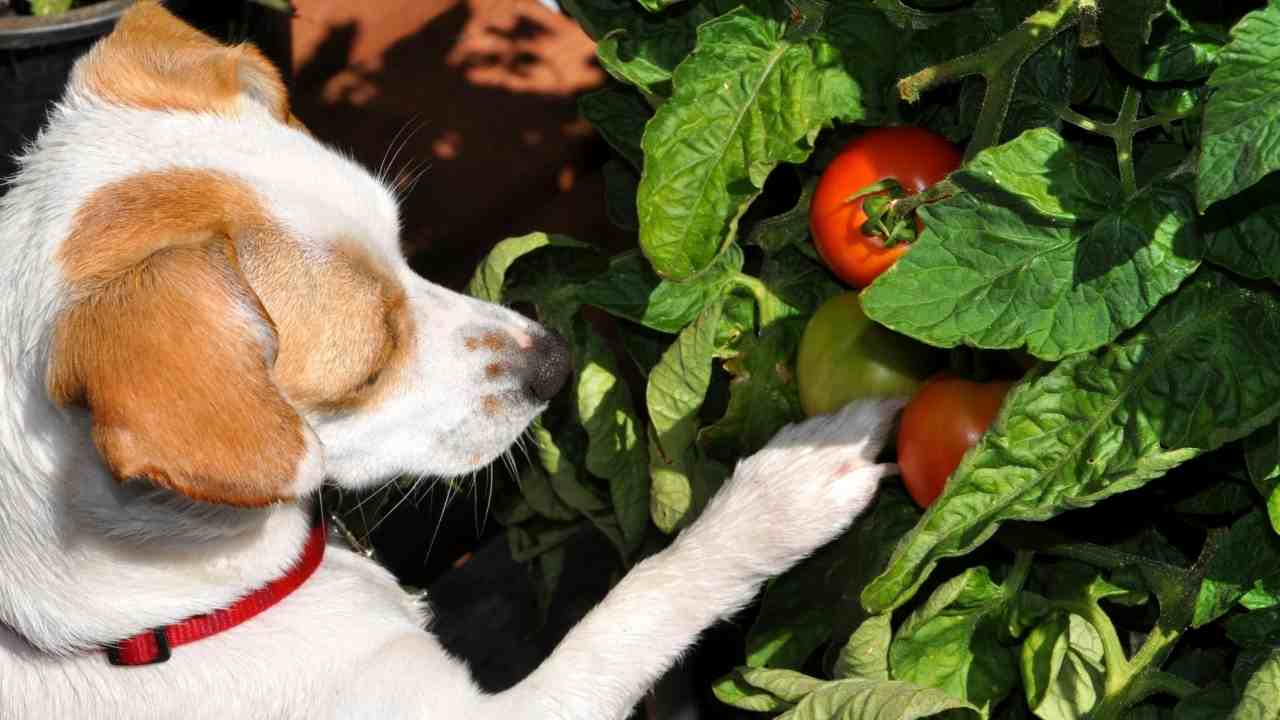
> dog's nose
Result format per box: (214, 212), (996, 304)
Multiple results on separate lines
(525, 330), (573, 402)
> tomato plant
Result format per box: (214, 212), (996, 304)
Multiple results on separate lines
(809, 127), (961, 288)
(898, 374), (1014, 508)
(796, 291), (940, 416)
(453, 1), (1280, 718)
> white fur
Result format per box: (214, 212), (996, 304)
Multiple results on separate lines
(0, 28), (905, 720)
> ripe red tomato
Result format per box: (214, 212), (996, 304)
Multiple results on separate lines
(897, 374), (1014, 508)
(809, 127), (962, 288)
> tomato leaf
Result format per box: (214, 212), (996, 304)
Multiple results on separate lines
(578, 244), (743, 334)
(774, 678), (980, 720)
(1100, 0), (1169, 77)
(579, 86), (652, 171)
(558, 0), (727, 96)
(864, 270), (1280, 613)
(1141, 8), (1227, 82)
(834, 614), (892, 681)
(1246, 423), (1280, 535)
(1021, 613), (1106, 720)
(647, 301), (723, 532)
(1230, 649), (1280, 719)
(738, 668), (825, 702)
(1195, 511), (1280, 628)
(1176, 686), (1240, 720)
(1198, 1), (1280, 210)
(467, 232), (591, 304)
(700, 316), (806, 460)
(1203, 176), (1280, 285)
(889, 567), (1018, 711)
(575, 325), (649, 553)
(862, 129), (1202, 361)
(712, 671), (792, 712)
(637, 5), (860, 281)
(745, 487), (919, 672)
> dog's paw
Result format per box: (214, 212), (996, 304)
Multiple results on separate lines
(695, 398), (905, 578)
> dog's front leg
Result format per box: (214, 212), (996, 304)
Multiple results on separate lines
(487, 398), (904, 720)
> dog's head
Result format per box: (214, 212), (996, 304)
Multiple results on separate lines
(28, 2), (570, 511)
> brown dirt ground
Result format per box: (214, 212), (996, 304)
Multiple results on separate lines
(287, 0), (628, 289)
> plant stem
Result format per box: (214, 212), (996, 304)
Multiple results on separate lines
(733, 273), (786, 329)
(1077, 0), (1100, 47)
(1089, 623), (1189, 720)
(1005, 551), (1035, 592)
(896, 0), (1081, 159)
(1074, 600), (1129, 694)
(1113, 87), (1141, 198)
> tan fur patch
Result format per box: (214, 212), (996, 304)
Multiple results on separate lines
(240, 239), (412, 412)
(49, 240), (307, 507)
(51, 168), (411, 504)
(73, 1), (289, 121)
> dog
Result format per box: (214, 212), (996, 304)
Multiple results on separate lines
(0, 4), (903, 718)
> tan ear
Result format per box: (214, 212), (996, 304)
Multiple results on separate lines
(48, 237), (321, 508)
(73, 0), (290, 121)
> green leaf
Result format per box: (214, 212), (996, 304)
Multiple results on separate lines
(701, 316), (806, 459)
(1203, 176), (1280, 284)
(578, 245), (743, 333)
(1101, 0), (1168, 76)
(1141, 9), (1227, 82)
(755, 246), (844, 328)
(467, 232), (589, 303)
(558, 0), (728, 96)
(647, 302), (723, 532)
(1020, 613), (1069, 712)
(747, 487), (919, 672)
(518, 464), (578, 522)
(579, 86), (651, 171)
(746, 177), (817, 255)
(30, 0), (73, 16)
(1195, 510), (1280, 627)
(1175, 686), (1239, 720)
(775, 678), (979, 720)
(739, 668), (825, 702)
(637, 5), (859, 281)
(531, 421), (608, 514)
(603, 159), (641, 233)
(889, 567), (1018, 711)
(713, 672), (792, 712)
(1020, 614), (1106, 720)
(1227, 606), (1280, 648)
(1198, 1), (1280, 209)
(1246, 424), (1280, 534)
(834, 614), (892, 681)
(1231, 649), (1280, 719)
(862, 129), (1202, 361)
(863, 270), (1280, 613)
(576, 327), (649, 552)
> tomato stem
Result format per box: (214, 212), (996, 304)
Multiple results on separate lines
(1057, 87), (1206, 198)
(1077, 0), (1101, 47)
(896, 0), (1081, 161)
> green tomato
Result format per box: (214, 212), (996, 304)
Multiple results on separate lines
(797, 292), (941, 417)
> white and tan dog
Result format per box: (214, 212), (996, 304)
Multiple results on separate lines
(0, 4), (902, 718)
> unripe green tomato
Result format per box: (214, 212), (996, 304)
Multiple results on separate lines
(797, 292), (941, 417)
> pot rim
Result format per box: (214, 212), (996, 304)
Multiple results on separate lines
(0, 0), (142, 51)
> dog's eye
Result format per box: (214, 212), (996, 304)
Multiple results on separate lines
(364, 370), (382, 388)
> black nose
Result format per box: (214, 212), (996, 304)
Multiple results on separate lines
(526, 330), (573, 402)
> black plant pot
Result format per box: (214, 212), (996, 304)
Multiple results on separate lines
(0, 0), (290, 184)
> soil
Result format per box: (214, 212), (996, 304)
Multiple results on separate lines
(288, 0), (630, 290)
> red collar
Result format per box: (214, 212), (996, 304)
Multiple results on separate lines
(106, 518), (327, 666)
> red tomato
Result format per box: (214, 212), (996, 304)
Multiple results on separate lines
(809, 127), (962, 288)
(897, 374), (1014, 508)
